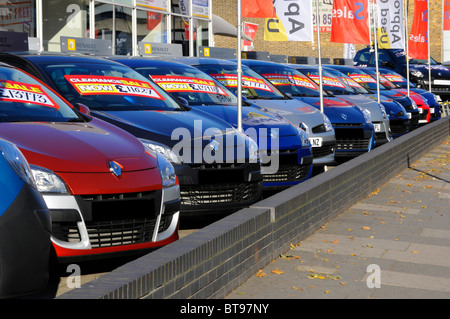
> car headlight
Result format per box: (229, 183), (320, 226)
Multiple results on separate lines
(0, 139), (35, 188)
(247, 135), (259, 162)
(139, 138), (182, 164)
(30, 165), (69, 194)
(410, 69), (424, 78)
(321, 113), (333, 132)
(358, 106), (372, 123)
(379, 103), (388, 119)
(156, 153), (177, 188)
(297, 128), (311, 147)
(409, 97), (418, 110)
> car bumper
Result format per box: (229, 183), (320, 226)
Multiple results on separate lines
(46, 184), (180, 261)
(176, 162), (263, 213)
(0, 184), (51, 298)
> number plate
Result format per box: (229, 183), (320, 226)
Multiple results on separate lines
(373, 123), (381, 132)
(310, 137), (323, 147)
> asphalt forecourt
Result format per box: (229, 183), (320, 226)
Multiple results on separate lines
(55, 116), (449, 299)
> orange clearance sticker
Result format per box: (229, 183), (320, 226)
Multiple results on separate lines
(0, 80), (58, 109)
(64, 75), (165, 100)
(150, 75), (228, 95)
(209, 74), (274, 92)
(261, 73), (317, 89)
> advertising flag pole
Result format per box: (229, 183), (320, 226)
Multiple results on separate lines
(315, 0), (324, 114)
(405, 0), (410, 97)
(237, 0), (243, 132)
(427, 0), (431, 93)
(371, 0), (381, 104)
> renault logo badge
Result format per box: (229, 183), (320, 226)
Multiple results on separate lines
(109, 161), (122, 177)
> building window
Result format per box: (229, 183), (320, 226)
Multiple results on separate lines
(94, 2), (132, 55)
(0, 0), (36, 36)
(42, 0), (89, 52)
(137, 9), (167, 44)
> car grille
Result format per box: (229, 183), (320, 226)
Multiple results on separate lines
(180, 181), (262, 206)
(263, 164), (310, 183)
(335, 138), (371, 150)
(52, 215), (173, 248)
(50, 190), (176, 248)
(312, 145), (334, 158)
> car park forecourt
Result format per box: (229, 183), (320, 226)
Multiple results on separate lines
(353, 47), (450, 102)
(111, 56), (313, 189)
(373, 67), (441, 123)
(0, 61), (180, 261)
(324, 66), (411, 138)
(291, 64), (391, 148)
(0, 53), (263, 214)
(240, 59), (377, 161)
(173, 57), (336, 169)
(0, 138), (51, 298)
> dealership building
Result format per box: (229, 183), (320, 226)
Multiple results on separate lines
(0, 0), (448, 62)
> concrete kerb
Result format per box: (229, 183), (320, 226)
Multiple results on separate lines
(57, 117), (450, 299)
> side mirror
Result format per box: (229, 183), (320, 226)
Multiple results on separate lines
(177, 97), (191, 110)
(75, 103), (91, 116)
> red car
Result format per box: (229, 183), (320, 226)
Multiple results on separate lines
(0, 62), (180, 261)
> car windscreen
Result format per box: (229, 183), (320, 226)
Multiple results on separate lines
(133, 64), (238, 106)
(341, 70), (390, 91)
(379, 70), (416, 88)
(0, 66), (82, 123)
(249, 64), (321, 97)
(194, 64), (286, 100)
(38, 62), (182, 111)
(297, 67), (356, 95)
(325, 68), (371, 94)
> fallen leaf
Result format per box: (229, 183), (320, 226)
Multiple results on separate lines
(411, 251), (419, 254)
(256, 270), (266, 277)
(272, 268), (284, 275)
(362, 226), (371, 230)
(331, 240), (339, 244)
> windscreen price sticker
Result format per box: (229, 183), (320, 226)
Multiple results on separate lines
(261, 74), (317, 89)
(150, 75), (228, 96)
(0, 80), (58, 109)
(210, 74), (274, 92)
(65, 75), (164, 99)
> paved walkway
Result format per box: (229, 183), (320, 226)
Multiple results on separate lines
(225, 137), (450, 299)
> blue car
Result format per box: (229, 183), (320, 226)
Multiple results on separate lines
(239, 59), (378, 159)
(327, 65), (420, 132)
(373, 67), (441, 122)
(0, 138), (51, 298)
(324, 65), (411, 137)
(291, 64), (392, 147)
(0, 52), (263, 215)
(110, 56), (313, 188)
(171, 57), (337, 169)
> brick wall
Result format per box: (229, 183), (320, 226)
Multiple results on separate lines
(213, 0), (444, 61)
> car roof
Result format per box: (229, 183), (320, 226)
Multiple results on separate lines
(107, 55), (199, 70)
(170, 57), (238, 67)
(0, 51), (121, 66)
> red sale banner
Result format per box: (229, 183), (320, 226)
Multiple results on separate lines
(243, 22), (258, 47)
(408, 0), (429, 60)
(444, 0), (450, 31)
(330, 0), (370, 44)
